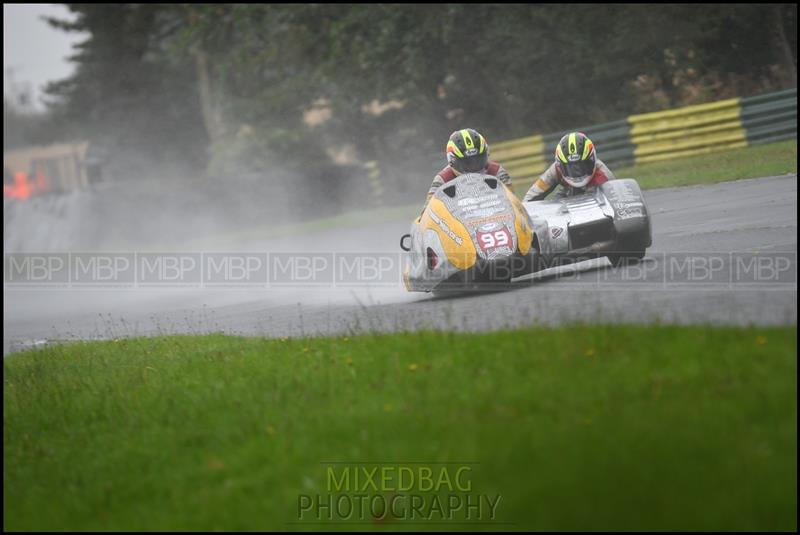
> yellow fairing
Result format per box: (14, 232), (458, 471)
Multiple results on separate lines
(420, 198), (477, 270)
(503, 186), (533, 256)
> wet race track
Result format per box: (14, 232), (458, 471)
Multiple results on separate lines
(4, 175), (797, 354)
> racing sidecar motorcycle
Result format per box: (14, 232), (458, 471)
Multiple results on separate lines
(400, 173), (652, 292)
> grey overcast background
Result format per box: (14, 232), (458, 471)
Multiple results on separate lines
(3, 3), (86, 111)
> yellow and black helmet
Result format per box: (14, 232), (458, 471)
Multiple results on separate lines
(555, 132), (597, 188)
(446, 128), (489, 173)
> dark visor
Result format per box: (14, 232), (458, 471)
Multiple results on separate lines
(562, 159), (594, 179)
(457, 153), (488, 173)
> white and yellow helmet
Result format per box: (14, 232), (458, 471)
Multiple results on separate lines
(555, 132), (597, 188)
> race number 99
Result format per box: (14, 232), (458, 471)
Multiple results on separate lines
(477, 228), (511, 251)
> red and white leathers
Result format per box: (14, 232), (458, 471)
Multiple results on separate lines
(522, 158), (616, 202)
(426, 161), (512, 203)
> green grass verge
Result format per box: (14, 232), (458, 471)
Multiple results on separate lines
(4, 326), (797, 531)
(613, 139), (797, 190)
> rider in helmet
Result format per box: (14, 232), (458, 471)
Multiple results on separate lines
(426, 128), (512, 203)
(522, 132), (616, 202)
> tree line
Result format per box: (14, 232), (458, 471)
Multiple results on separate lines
(8, 4), (796, 201)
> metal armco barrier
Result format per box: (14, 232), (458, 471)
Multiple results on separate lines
(741, 88), (797, 146)
(490, 87), (797, 188)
